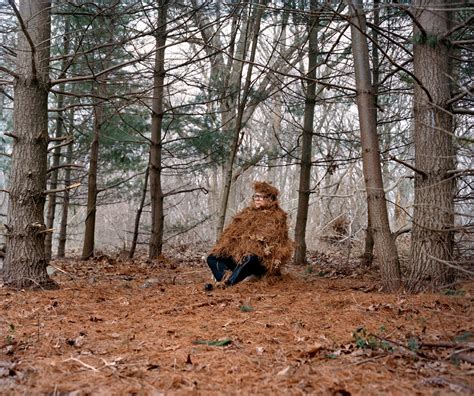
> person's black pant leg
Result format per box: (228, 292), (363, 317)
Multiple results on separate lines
(206, 255), (236, 282)
(227, 255), (267, 286)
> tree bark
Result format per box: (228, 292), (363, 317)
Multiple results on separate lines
(3, 0), (57, 289)
(44, 98), (63, 260)
(347, 0), (401, 291)
(361, 0), (380, 266)
(293, 0), (319, 265)
(148, 0), (168, 259)
(129, 166), (149, 259)
(80, 13), (115, 260)
(45, 19), (70, 260)
(406, 0), (455, 292)
(361, 205), (375, 266)
(81, 98), (101, 260)
(57, 130), (73, 258)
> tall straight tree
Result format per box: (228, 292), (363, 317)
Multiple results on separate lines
(406, 0), (455, 292)
(3, 0), (57, 289)
(81, 81), (103, 259)
(81, 4), (119, 260)
(347, 0), (401, 291)
(293, 0), (319, 265)
(45, 19), (70, 260)
(360, 0), (380, 266)
(148, 0), (168, 259)
(57, 119), (74, 258)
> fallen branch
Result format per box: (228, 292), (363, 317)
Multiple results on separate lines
(63, 357), (99, 372)
(451, 351), (474, 364)
(420, 341), (474, 349)
(157, 297), (234, 315)
(369, 334), (432, 359)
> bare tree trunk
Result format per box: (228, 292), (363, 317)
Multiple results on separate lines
(44, 94), (64, 260)
(406, 0), (455, 292)
(57, 130), (73, 258)
(129, 166), (149, 259)
(148, 0), (168, 259)
(361, 0), (380, 266)
(3, 0), (57, 289)
(81, 13), (117, 260)
(81, 96), (102, 260)
(216, 0), (267, 236)
(44, 20), (70, 260)
(347, 0), (401, 291)
(361, 205), (375, 266)
(293, 0), (319, 265)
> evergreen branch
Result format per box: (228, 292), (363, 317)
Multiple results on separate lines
(50, 52), (151, 86)
(390, 1), (427, 39)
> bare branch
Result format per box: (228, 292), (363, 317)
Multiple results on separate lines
(97, 171), (146, 194)
(393, 224), (411, 239)
(390, 155), (427, 179)
(4, 132), (18, 140)
(43, 182), (81, 195)
(443, 14), (474, 39)
(47, 138), (74, 153)
(163, 186), (209, 198)
(47, 164), (83, 174)
(0, 65), (18, 79)
(446, 168), (474, 176)
(8, 0), (37, 79)
(452, 108), (474, 115)
(0, 86), (14, 101)
(48, 135), (70, 142)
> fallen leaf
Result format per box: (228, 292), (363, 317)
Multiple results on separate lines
(277, 366), (291, 376)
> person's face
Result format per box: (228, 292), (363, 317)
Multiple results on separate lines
(253, 193), (272, 208)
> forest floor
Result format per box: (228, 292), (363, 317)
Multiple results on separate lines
(0, 244), (472, 396)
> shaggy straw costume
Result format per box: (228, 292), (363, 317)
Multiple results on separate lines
(211, 182), (293, 275)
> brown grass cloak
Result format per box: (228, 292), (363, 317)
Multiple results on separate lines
(211, 200), (294, 275)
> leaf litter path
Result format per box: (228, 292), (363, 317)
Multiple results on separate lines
(0, 252), (472, 395)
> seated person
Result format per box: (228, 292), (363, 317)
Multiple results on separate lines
(206, 181), (293, 288)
